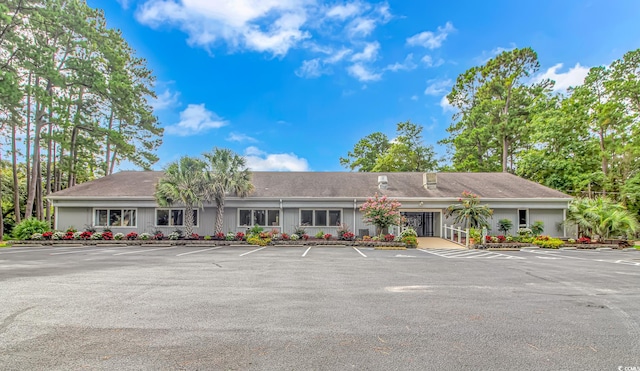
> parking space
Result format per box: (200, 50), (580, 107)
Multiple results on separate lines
(1, 244), (639, 370)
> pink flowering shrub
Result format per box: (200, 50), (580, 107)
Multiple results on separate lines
(359, 193), (403, 235)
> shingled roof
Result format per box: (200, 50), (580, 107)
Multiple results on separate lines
(49, 171), (571, 200)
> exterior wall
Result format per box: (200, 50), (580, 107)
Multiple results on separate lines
(56, 207), (92, 231)
(443, 207), (566, 237)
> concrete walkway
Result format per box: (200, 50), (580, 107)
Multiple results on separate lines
(417, 237), (467, 249)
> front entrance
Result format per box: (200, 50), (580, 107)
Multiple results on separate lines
(402, 212), (435, 237)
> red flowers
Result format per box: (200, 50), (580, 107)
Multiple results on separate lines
(126, 232), (138, 240)
(235, 232), (245, 241)
(42, 231), (53, 239)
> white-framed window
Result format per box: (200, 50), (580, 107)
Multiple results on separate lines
(238, 209), (280, 227)
(94, 208), (137, 227)
(156, 208), (198, 227)
(518, 209), (528, 228)
(299, 209), (341, 227)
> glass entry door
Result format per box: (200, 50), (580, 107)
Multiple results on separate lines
(402, 212), (435, 237)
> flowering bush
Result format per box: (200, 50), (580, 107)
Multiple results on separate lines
(496, 235), (506, 243)
(114, 233), (125, 240)
(401, 227), (417, 238)
(102, 231), (113, 240)
(341, 231), (355, 241)
(168, 232), (180, 240)
(323, 233), (332, 240)
(518, 228), (533, 236)
(91, 232), (103, 240)
(79, 231), (93, 240)
(216, 232), (225, 240)
(31, 233), (43, 240)
(247, 236), (271, 246)
(225, 232), (236, 241)
(281, 233), (290, 240)
(383, 234), (395, 242)
(52, 231), (65, 240)
(126, 232), (138, 240)
(42, 231), (53, 240)
(302, 234), (309, 241)
(402, 235), (418, 248)
(235, 232), (245, 241)
(259, 232), (270, 239)
(360, 193), (402, 235)
(314, 231), (325, 239)
(290, 233), (299, 241)
(62, 231), (75, 240)
(533, 236), (564, 249)
(153, 232), (165, 240)
(577, 236), (591, 244)
(187, 233), (199, 240)
(139, 233), (151, 240)
(362, 235), (372, 241)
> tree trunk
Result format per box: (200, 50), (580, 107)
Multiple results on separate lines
(215, 202), (225, 235)
(25, 72), (32, 206)
(0, 152), (3, 240)
(11, 116), (21, 224)
(67, 86), (84, 187)
(24, 78), (47, 219)
(184, 205), (194, 236)
(45, 108), (53, 225)
(502, 136), (509, 173)
(105, 109), (114, 175)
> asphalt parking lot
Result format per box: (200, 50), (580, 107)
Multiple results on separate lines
(1, 244), (639, 370)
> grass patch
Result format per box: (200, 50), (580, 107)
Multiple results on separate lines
(0, 241), (10, 248)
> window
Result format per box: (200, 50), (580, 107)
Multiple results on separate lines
(300, 209), (342, 226)
(94, 209), (137, 227)
(239, 209), (280, 227)
(156, 208), (198, 227)
(518, 209), (528, 227)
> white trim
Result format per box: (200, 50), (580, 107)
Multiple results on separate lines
(237, 208), (281, 228)
(299, 208), (343, 227)
(92, 208), (138, 228)
(154, 208), (199, 228)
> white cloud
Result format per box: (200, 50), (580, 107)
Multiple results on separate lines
(351, 41), (380, 62)
(421, 54), (444, 68)
(244, 147), (310, 171)
(410, 95), (418, 101)
(534, 63), (590, 92)
(440, 95), (455, 112)
(424, 79), (452, 96)
(324, 48), (352, 64)
(295, 58), (329, 78)
(136, 0), (312, 57)
(150, 89), (180, 111)
(384, 53), (417, 72)
(326, 2), (363, 20)
(116, 0), (131, 9)
(347, 63), (381, 82)
(164, 104), (228, 136)
(227, 132), (258, 143)
(406, 22), (455, 49)
(347, 17), (377, 37)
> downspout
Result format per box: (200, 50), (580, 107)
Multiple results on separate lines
(563, 203), (567, 238)
(353, 199), (357, 231)
(54, 205), (58, 230)
(280, 199), (283, 231)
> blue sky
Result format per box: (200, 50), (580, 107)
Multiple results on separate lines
(91, 0), (640, 172)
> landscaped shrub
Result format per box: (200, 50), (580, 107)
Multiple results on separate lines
(126, 232), (138, 240)
(314, 230), (325, 239)
(281, 233), (290, 240)
(225, 232), (235, 241)
(290, 233), (299, 241)
(302, 234), (309, 240)
(31, 233), (43, 240)
(518, 227), (533, 236)
(497, 219), (513, 235)
(80, 231), (93, 240)
(362, 235), (372, 241)
(577, 236), (591, 244)
(247, 236), (271, 246)
(114, 233), (125, 240)
(215, 232), (225, 240)
(293, 225), (306, 238)
(401, 235), (418, 248)
(323, 233), (332, 240)
(341, 231), (355, 241)
(43, 231), (53, 240)
(168, 232), (180, 240)
(52, 231), (65, 240)
(249, 225), (264, 235)
(531, 221), (545, 236)
(139, 233), (151, 240)
(204, 235), (212, 240)
(533, 236), (563, 249)
(14, 217), (50, 240)
(187, 233), (199, 240)
(384, 234), (395, 242)
(153, 232), (165, 240)
(102, 231), (113, 240)
(91, 232), (103, 240)
(235, 232), (245, 241)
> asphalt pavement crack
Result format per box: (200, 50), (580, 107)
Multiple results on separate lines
(0, 306), (34, 334)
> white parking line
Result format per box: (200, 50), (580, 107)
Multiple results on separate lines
(352, 247), (367, 257)
(418, 249), (525, 259)
(239, 246), (268, 256)
(0, 246), (82, 254)
(302, 246), (312, 257)
(176, 246), (223, 256)
(113, 246), (175, 256)
(50, 246), (130, 255)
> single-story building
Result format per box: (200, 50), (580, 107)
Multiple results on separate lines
(48, 171), (572, 238)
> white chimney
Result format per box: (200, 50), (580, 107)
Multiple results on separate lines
(378, 175), (388, 190)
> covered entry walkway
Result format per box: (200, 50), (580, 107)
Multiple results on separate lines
(417, 237), (466, 250)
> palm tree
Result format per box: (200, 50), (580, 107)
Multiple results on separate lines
(203, 148), (254, 234)
(566, 197), (639, 240)
(446, 191), (493, 230)
(154, 156), (206, 236)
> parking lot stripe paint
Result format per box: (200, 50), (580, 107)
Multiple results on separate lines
(0, 246), (83, 254)
(302, 247), (312, 257)
(113, 246), (176, 255)
(239, 246), (268, 256)
(352, 247), (367, 257)
(176, 246), (223, 256)
(50, 247), (124, 255)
